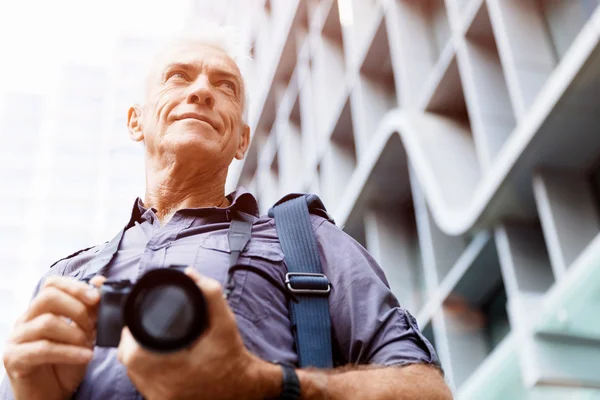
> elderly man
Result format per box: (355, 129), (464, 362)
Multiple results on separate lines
(2, 26), (452, 400)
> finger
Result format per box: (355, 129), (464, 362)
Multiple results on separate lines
(89, 275), (107, 288)
(117, 327), (145, 368)
(87, 276), (106, 325)
(184, 268), (233, 324)
(117, 327), (186, 375)
(42, 275), (100, 307)
(184, 267), (202, 282)
(24, 287), (93, 333)
(4, 341), (93, 375)
(11, 314), (91, 347)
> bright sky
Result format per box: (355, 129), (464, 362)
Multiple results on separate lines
(0, 0), (193, 94)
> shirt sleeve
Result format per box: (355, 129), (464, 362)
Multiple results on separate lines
(315, 219), (441, 368)
(0, 374), (15, 400)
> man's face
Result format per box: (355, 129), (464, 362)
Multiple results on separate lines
(129, 40), (249, 169)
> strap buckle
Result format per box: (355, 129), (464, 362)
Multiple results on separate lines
(285, 272), (331, 295)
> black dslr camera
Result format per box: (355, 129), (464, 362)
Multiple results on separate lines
(95, 266), (208, 353)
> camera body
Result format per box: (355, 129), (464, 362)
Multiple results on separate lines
(96, 267), (208, 353)
(96, 280), (132, 347)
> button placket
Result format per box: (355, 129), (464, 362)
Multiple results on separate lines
(137, 214), (195, 279)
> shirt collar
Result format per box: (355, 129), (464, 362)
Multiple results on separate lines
(126, 186), (259, 227)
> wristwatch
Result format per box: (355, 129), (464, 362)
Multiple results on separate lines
(278, 363), (300, 400)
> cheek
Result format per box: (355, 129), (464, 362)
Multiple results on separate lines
(224, 112), (241, 145)
(156, 95), (172, 122)
(223, 99), (243, 130)
(151, 89), (177, 125)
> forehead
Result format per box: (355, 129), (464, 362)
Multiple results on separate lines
(153, 40), (241, 78)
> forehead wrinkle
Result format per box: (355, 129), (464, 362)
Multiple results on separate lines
(163, 62), (197, 74)
(147, 45), (234, 82)
(143, 41), (247, 115)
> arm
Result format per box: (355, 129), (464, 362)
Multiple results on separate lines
(117, 269), (452, 400)
(294, 220), (452, 398)
(255, 362), (452, 400)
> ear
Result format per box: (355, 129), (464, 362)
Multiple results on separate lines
(234, 124), (251, 160)
(127, 105), (144, 142)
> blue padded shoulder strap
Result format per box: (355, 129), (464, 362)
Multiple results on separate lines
(269, 194), (333, 369)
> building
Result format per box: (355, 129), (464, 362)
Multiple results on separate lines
(229, 0), (600, 398)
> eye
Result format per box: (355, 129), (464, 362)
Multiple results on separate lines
(218, 80), (236, 92)
(167, 71), (188, 81)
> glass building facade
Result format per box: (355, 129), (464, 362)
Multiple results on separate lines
(229, 0), (600, 398)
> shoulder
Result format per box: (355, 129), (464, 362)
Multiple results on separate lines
(29, 243), (106, 297)
(258, 207), (359, 253)
(312, 216), (366, 255)
(312, 217), (392, 287)
(258, 213), (332, 241)
(257, 210), (389, 283)
(46, 243), (107, 278)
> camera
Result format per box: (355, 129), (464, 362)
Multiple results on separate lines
(95, 266), (208, 353)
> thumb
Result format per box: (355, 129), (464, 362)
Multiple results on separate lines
(184, 267), (233, 326)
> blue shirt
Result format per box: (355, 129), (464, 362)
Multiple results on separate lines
(1, 187), (440, 399)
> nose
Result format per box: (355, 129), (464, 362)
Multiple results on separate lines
(187, 75), (214, 108)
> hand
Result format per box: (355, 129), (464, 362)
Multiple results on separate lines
(3, 275), (104, 400)
(117, 268), (282, 400)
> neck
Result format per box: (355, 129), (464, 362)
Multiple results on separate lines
(143, 158), (230, 225)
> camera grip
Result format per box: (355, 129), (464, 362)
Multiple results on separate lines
(96, 290), (128, 347)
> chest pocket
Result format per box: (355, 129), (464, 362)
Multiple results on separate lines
(196, 235), (288, 323)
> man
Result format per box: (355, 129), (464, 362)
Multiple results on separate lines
(2, 25), (452, 399)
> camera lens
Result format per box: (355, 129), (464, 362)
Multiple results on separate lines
(139, 285), (194, 340)
(124, 268), (207, 352)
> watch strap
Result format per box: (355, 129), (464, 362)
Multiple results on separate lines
(279, 363), (300, 400)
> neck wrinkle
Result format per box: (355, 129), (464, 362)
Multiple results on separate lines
(143, 156), (231, 224)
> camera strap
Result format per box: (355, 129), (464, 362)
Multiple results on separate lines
(80, 210), (254, 283)
(80, 226), (126, 282)
(227, 210), (253, 268)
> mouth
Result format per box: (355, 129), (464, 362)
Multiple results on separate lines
(176, 113), (217, 130)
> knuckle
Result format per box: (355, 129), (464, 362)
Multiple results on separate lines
(40, 286), (61, 303)
(3, 349), (23, 378)
(7, 324), (22, 341)
(10, 369), (26, 380)
(72, 326), (88, 344)
(41, 275), (60, 288)
(39, 314), (57, 330)
(2, 346), (14, 367)
(14, 314), (26, 325)
(34, 340), (54, 356)
(75, 306), (89, 324)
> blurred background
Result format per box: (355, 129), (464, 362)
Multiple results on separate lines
(1, 0), (600, 398)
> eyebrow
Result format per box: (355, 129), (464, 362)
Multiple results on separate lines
(161, 62), (242, 88)
(162, 62), (196, 76)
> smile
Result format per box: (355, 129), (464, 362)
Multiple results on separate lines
(176, 113), (217, 130)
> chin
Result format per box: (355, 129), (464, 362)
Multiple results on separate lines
(163, 135), (215, 158)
